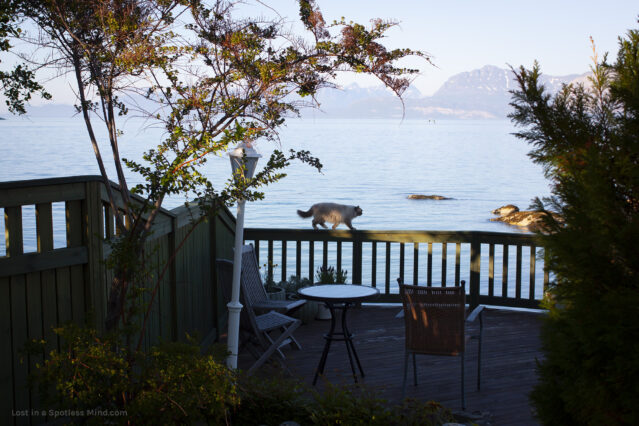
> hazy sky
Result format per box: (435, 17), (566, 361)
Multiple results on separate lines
(305, 0), (639, 95)
(2, 0), (638, 108)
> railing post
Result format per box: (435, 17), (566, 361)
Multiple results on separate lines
(352, 232), (362, 285)
(470, 237), (481, 309)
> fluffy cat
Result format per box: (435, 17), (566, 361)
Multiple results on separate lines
(297, 203), (363, 230)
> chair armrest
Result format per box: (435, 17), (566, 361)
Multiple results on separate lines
(252, 299), (306, 314)
(252, 301), (280, 311)
(466, 305), (485, 323)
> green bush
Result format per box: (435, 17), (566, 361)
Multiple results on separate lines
(32, 324), (239, 425)
(510, 24), (639, 424)
(231, 373), (311, 425)
(128, 342), (238, 424)
(310, 383), (393, 425)
(32, 326), (453, 425)
(231, 377), (453, 426)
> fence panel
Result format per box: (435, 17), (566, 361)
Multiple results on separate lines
(1, 176), (235, 424)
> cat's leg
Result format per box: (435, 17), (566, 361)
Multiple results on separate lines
(345, 219), (356, 230)
(312, 218), (328, 229)
(331, 223), (339, 230)
(319, 221), (328, 229)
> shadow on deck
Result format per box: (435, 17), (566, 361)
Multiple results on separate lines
(238, 306), (544, 425)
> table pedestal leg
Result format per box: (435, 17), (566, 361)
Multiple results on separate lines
(341, 304), (364, 380)
(313, 302), (336, 385)
(312, 302), (365, 385)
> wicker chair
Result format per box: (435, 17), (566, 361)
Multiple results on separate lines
(241, 244), (306, 315)
(216, 258), (302, 375)
(398, 279), (484, 410)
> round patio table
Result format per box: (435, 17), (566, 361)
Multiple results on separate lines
(298, 284), (379, 385)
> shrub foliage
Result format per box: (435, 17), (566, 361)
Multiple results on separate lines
(33, 325), (453, 425)
(509, 24), (639, 424)
(33, 325), (238, 425)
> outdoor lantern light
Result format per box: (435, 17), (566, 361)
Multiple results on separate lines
(226, 142), (261, 369)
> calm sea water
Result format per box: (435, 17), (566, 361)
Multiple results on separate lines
(0, 116), (550, 291)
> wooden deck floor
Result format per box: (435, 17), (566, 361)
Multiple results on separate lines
(237, 306), (544, 425)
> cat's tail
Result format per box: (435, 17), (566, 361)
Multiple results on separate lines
(297, 208), (313, 218)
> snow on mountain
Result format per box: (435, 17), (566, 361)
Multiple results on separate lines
(307, 65), (587, 119)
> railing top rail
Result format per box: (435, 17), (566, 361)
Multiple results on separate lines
(0, 175), (236, 230)
(0, 175), (176, 219)
(0, 174), (104, 190)
(245, 228), (540, 244)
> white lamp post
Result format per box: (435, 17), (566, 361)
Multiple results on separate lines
(226, 142), (261, 369)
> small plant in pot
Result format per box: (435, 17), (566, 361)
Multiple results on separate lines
(315, 266), (348, 285)
(314, 266), (349, 320)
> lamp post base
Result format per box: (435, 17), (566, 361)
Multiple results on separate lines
(226, 301), (243, 369)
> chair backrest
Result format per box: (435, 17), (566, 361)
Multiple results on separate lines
(400, 283), (466, 356)
(241, 244), (269, 307)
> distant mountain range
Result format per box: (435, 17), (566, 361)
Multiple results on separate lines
(2, 65), (587, 120)
(307, 65), (587, 120)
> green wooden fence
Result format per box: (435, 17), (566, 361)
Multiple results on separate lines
(244, 228), (548, 309)
(0, 176), (235, 425)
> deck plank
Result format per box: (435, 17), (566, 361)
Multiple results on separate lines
(237, 306), (543, 425)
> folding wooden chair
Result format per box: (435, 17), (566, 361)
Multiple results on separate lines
(216, 259), (301, 375)
(240, 244), (306, 315)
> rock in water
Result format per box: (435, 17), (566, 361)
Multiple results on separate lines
(492, 204), (519, 216)
(490, 210), (561, 232)
(408, 194), (452, 200)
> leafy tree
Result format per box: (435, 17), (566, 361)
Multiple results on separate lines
(10, 0), (429, 341)
(0, 0), (50, 113)
(509, 27), (639, 424)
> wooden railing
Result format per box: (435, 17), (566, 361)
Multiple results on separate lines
(0, 176), (236, 425)
(244, 228), (548, 310)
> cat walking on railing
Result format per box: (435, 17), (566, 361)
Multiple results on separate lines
(297, 202), (363, 230)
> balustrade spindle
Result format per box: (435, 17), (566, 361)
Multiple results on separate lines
(281, 240), (287, 282)
(413, 242), (419, 285)
(502, 244), (509, 297)
(371, 242), (377, 287)
(385, 242), (391, 293)
(427, 242), (433, 286)
(441, 242), (447, 286)
(516, 245), (522, 299)
(488, 244), (495, 297)
(399, 243), (405, 284)
(455, 242), (461, 286)
(529, 246), (536, 300)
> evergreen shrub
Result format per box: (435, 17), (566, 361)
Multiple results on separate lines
(510, 23), (639, 424)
